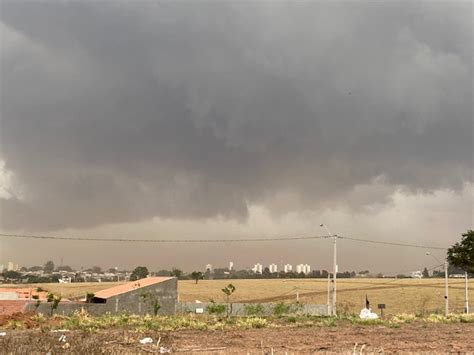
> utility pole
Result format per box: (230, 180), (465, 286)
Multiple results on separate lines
(465, 271), (469, 314)
(426, 252), (449, 317)
(327, 274), (330, 314)
(444, 260), (449, 316)
(321, 224), (337, 316)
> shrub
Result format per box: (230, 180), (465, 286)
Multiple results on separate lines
(273, 302), (291, 317)
(244, 303), (265, 316)
(207, 301), (226, 315)
(86, 293), (95, 303)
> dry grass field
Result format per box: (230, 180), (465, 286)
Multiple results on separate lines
(178, 278), (473, 315)
(5, 278), (472, 315)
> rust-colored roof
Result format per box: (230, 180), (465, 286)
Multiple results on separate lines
(93, 277), (174, 299)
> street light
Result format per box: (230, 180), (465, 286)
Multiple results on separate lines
(321, 223), (337, 316)
(426, 252), (449, 316)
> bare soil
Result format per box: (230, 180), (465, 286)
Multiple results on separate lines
(1, 323), (473, 354)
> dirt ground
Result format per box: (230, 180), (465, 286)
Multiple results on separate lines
(1, 323), (473, 354)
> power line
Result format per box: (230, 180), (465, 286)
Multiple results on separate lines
(0, 233), (327, 243)
(340, 236), (447, 250)
(0, 232), (448, 250)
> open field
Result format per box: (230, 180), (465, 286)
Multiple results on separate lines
(0, 313), (473, 353)
(3, 278), (473, 315)
(179, 278), (473, 315)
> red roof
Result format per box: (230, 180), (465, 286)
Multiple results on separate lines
(93, 277), (174, 299)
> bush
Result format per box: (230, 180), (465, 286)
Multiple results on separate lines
(244, 303), (265, 316)
(207, 301), (226, 315)
(273, 302), (291, 317)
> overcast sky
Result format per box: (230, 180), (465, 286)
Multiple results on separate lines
(0, 1), (472, 273)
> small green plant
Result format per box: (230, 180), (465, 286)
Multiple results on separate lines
(86, 293), (95, 303)
(273, 302), (291, 317)
(31, 295), (41, 310)
(207, 300), (226, 315)
(236, 317), (268, 329)
(244, 303), (265, 316)
(46, 292), (61, 316)
(221, 284), (236, 316)
(140, 291), (161, 316)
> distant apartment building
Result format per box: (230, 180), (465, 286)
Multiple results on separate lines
(252, 263), (263, 274)
(296, 264), (311, 274)
(229, 261), (234, 271)
(7, 262), (17, 272)
(269, 263), (278, 273)
(205, 264), (212, 272)
(303, 264), (311, 274)
(284, 264), (292, 273)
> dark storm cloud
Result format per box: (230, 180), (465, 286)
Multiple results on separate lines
(0, 1), (472, 230)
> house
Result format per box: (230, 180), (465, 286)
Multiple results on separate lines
(27, 276), (177, 316)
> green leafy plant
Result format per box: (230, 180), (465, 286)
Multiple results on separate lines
(31, 294), (41, 310)
(86, 292), (95, 303)
(221, 283), (236, 316)
(244, 303), (265, 316)
(273, 302), (291, 317)
(46, 292), (61, 316)
(140, 291), (161, 316)
(207, 300), (226, 315)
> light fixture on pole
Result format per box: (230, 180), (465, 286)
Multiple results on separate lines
(321, 223), (337, 316)
(426, 252), (449, 316)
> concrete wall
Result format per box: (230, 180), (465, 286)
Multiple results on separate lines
(178, 302), (329, 316)
(26, 278), (178, 316)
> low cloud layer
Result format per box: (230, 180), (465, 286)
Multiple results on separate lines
(0, 1), (472, 236)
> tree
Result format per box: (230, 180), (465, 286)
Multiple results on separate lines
(46, 292), (61, 316)
(3, 270), (21, 280)
(43, 261), (55, 273)
(170, 268), (183, 278)
(56, 265), (73, 272)
(155, 269), (171, 276)
(140, 291), (161, 316)
(191, 271), (203, 284)
(89, 266), (102, 274)
(221, 283), (236, 316)
(447, 230), (474, 273)
(422, 267), (430, 278)
(130, 266), (149, 281)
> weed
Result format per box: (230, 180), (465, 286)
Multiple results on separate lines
(244, 303), (265, 316)
(273, 302), (291, 317)
(236, 317), (268, 329)
(207, 301), (226, 315)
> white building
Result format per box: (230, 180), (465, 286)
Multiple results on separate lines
(284, 264), (292, 273)
(252, 263), (263, 274)
(303, 264), (311, 274)
(205, 264), (212, 272)
(296, 264), (304, 273)
(229, 261), (234, 271)
(269, 263), (278, 273)
(7, 262), (15, 271)
(296, 264), (311, 274)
